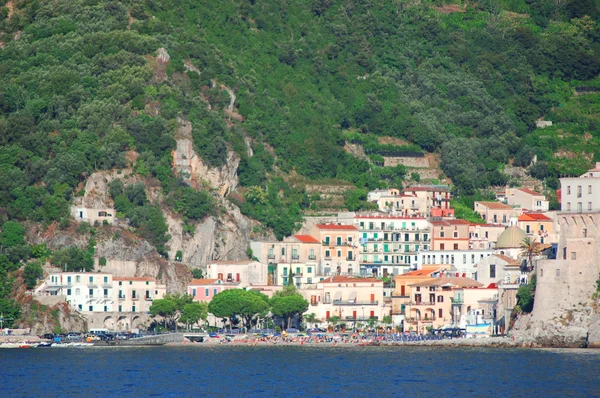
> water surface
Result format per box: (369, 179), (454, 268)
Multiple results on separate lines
(2, 346), (599, 397)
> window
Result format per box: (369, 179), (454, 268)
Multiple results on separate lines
(416, 287), (420, 292)
(78, 304), (82, 310)
(76, 276), (80, 283)
(75, 288), (80, 295)
(571, 252), (576, 260)
(132, 290), (136, 299)
(104, 306), (107, 312)
(577, 186), (582, 198)
(453, 231), (458, 238)
(89, 276), (93, 283)
(556, 269), (560, 277)
(103, 288), (108, 297)
(309, 249), (315, 259)
(440, 243), (445, 250)
(146, 281), (149, 285)
(541, 269), (544, 277)
(463, 254), (466, 263)
(89, 288), (93, 297)
(296, 267), (301, 274)
(583, 228), (588, 238)
(283, 268), (288, 276)
(89, 306), (93, 311)
(119, 290), (123, 298)
(236, 273), (240, 282)
(67, 289), (72, 296)
(104, 276), (108, 283)
(567, 186), (571, 194)
(325, 250), (330, 258)
(227, 273), (233, 282)
(119, 281), (122, 286)
(132, 306), (136, 312)
(307, 267), (312, 273)
(145, 290), (150, 299)
(337, 250), (342, 258)
(490, 264), (496, 278)
(205, 288), (209, 296)
(307, 278), (312, 284)
(129, 281), (133, 285)
(440, 231), (445, 238)
(438, 308), (443, 318)
(67, 276), (71, 284)
(118, 305), (122, 312)
(281, 247), (285, 256)
(453, 244), (458, 250)
(213, 288), (217, 296)
(567, 202), (571, 211)
(192, 288), (196, 297)
(589, 202), (593, 211)
(437, 295), (443, 303)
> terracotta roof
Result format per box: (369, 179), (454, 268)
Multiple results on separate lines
(518, 213), (551, 221)
(355, 215), (425, 220)
(189, 278), (219, 285)
(318, 275), (382, 284)
(517, 188), (544, 196)
(315, 224), (358, 231)
(293, 235), (320, 243)
(475, 201), (512, 210)
(113, 276), (154, 282)
(398, 269), (440, 277)
(409, 277), (482, 288)
(492, 254), (520, 266)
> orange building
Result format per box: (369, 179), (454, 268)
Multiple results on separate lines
(430, 219), (471, 251)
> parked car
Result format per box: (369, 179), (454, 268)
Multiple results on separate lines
(209, 332), (219, 338)
(42, 333), (55, 340)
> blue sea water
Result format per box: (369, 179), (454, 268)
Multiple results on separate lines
(2, 346), (599, 397)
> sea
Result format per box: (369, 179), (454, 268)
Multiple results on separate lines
(2, 346), (599, 397)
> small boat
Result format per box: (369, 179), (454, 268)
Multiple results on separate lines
(37, 342), (53, 348)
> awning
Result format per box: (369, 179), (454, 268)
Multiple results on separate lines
(348, 291), (357, 302)
(334, 292), (342, 301)
(45, 286), (60, 292)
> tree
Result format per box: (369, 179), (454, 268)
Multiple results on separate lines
(270, 294), (309, 330)
(23, 261), (44, 290)
(382, 315), (393, 333)
(327, 315), (341, 332)
(180, 302), (208, 330)
(191, 268), (203, 279)
(304, 313), (318, 330)
(51, 247), (94, 272)
(520, 237), (542, 270)
(149, 298), (178, 329)
(208, 289), (268, 331)
(516, 274), (537, 313)
(0, 221), (25, 248)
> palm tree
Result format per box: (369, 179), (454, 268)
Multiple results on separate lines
(304, 313), (318, 330)
(328, 316), (341, 332)
(520, 237), (542, 271)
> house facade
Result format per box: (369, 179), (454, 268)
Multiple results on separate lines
(517, 213), (556, 243)
(113, 277), (166, 313)
(560, 162), (600, 212)
(188, 278), (239, 302)
(468, 223), (505, 250)
(40, 272), (115, 313)
(431, 219), (471, 251)
(310, 224), (360, 276)
(417, 248), (495, 278)
(474, 202), (519, 226)
(354, 214), (431, 276)
(506, 188), (549, 212)
(205, 260), (268, 286)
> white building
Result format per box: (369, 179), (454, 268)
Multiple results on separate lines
(506, 187), (549, 212)
(205, 260), (268, 286)
(560, 162), (600, 213)
(38, 272), (115, 312)
(417, 249), (495, 279)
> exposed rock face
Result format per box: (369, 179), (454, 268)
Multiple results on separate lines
(173, 117), (240, 196)
(512, 314), (590, 348)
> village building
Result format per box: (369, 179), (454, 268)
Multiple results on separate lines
(469, 223), (505, 250)
(474, 253), (521, 287)
(451, 284), (499, 332)
(474, 202), (520, 226)
(416, 249), (494, 278)
(517, 213), (556, 244)
(250, 235), (322, 286)
(430, 219), (471, 251)
(187, 278), (239, 302)
(403, 185), (453, 214)
(505, 187), (549, 212)
(559, 162), (600, 213)
(310, 224), (360, 276)
(113, 276), (166, 314)
(354, 214), (431, 276)
(205, 260), (268, 286)
(299, 276), (385, 328)
(404, 277), (483, 334)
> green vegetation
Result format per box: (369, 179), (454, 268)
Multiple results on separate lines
(23, 261), (44, 290)
(517, 274), (537, 314)
(148, 293), (194, 330)
(208, 289), (270, 330)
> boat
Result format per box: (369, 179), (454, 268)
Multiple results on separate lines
(37, 342), (53, 347)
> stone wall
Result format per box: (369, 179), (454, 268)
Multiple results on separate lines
(384, 156), (429, 168)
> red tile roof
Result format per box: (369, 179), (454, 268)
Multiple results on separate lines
(355, 215), (425, 220)
(404, 187), (449, 192)
(315, 224), (358, 231)
(492, 254), (520, 265)
(113, 276), (154, 282)
(518, 213), (551, 221)
(189, 278), (219, 285)
(409, 277), (483, 288)
(294, 235), (320, 243)
(431, 219), (471, 226)
(318, 275), (382, 284)
(517, 188), (544, 196)
(398, 269), (441, 277)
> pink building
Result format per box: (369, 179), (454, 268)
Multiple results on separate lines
(187, 279), (239, 302)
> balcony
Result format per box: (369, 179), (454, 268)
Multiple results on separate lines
(145, 296), (152, 301)
(324, 256), (332, 261)
(346, 256), (354, 261)
(131, 296), (139, 301)
(344, 316), (377, 321)
(390, 294), (410, 299)
(451, 298), (463, 304)
(268, 254), (275, 260)
(405, 317), (436, 323)
(308, 255), (317, 261)
(118, 296), (126, 301)
(409, 301), (435, 306)
(332, 300), (379, 306)
(391, 310), (406, 315)
(291, 255), (300, 263)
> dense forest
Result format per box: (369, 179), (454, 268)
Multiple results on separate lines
(1, 0), (600, 323)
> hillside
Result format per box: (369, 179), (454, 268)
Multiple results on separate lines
(0, 0), (600, 326)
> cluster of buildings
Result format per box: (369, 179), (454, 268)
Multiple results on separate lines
(35, 163), (600, 335)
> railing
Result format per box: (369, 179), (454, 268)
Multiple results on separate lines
(118, 296), (126, 300)
(346, 257), (354, 261)
(344, 316), (377, 321)
(405, 317), (436, 323)
(332, 300), (379, 306)
(291, 256), (300, 263)
(324, 256), (332, 260)
(390, 310), (406, 315)
(132, 296), (139, 301)
(268, 254), (275, 259)
(451, 298), (463, 304)
(409, 301), (435, 306)
(308, 255), (317, 260)
(390, 294), (409, 299)
(145, 296), (152, 301)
